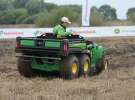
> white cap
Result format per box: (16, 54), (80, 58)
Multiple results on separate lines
(61, 17), (71, 24)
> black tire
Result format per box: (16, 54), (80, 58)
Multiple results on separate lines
(78, 54), (91, 76)
(60, 55), (79, 80)
(96, 57), (109, 74)
(17, 57), (34, 78)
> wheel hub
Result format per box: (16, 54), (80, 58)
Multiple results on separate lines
(71, 63), (77, 74)
(83, 61), (89, 72)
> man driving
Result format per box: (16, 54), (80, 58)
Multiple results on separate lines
(53, 17), (72, 38)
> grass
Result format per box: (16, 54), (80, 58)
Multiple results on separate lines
(0, 37), (135, 100)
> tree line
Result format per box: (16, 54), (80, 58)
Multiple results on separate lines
(0, 0), (134, 27)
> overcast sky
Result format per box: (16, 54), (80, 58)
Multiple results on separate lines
(45, 0), (135, 19)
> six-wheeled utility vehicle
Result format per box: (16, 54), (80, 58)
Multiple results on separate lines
(15, 33), (108, 79)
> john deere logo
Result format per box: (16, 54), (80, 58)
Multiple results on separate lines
(114, 28), (120, 34)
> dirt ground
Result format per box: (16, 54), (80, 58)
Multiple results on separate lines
(0, 37), (135, 100)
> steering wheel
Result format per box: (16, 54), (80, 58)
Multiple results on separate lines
(41, 33), (46, 37)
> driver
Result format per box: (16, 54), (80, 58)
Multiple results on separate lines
(53, 17), (72, 38)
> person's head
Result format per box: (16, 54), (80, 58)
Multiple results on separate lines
(60, 17), (71, 27)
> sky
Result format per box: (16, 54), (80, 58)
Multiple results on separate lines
(45, 0), (135, 19)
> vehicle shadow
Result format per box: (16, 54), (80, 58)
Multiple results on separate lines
(33, 70), (61, 80)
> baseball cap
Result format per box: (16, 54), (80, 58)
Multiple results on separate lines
(61, 17), (71, 24)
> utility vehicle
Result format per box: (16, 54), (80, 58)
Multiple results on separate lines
(15, 33), (108, 79)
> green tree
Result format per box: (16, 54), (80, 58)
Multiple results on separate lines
(127, 13), (135, 23)
(127, 8), (135, 18)
(90, 6), (105, 26)
(0, 0), (13, 11)
(127, 8), (135, 22)
(35, 6), (81, 27)
(60, 5), (81, 14)
(35, 12), (55, 27)
(25, 0), (46, 15)
(45, 3), (58, 12)
(16, 14), (28, 24)
(22, 15), (38, 24)
(99, 5), (117, 20)
(51, 6), (80, 23)
(13, 0), (29, 8)
(0, 8), (28, 24)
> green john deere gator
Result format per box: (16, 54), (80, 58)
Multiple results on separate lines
(15, 33), (109, 79)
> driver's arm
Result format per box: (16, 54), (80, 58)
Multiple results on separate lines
(53, 25), (72, 38)
(57, 27), (71, 37)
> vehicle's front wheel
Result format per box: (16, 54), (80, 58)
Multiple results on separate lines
(60, 55), (79, 80)
(17, 57), (34, 78)
(96, 57), (109, 74)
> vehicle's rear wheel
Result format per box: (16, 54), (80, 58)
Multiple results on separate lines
(18, 57), (34, 77)
(96, 57), (109, 74)
(78, 54), (91, 76)
(60, 55), (79, 80)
